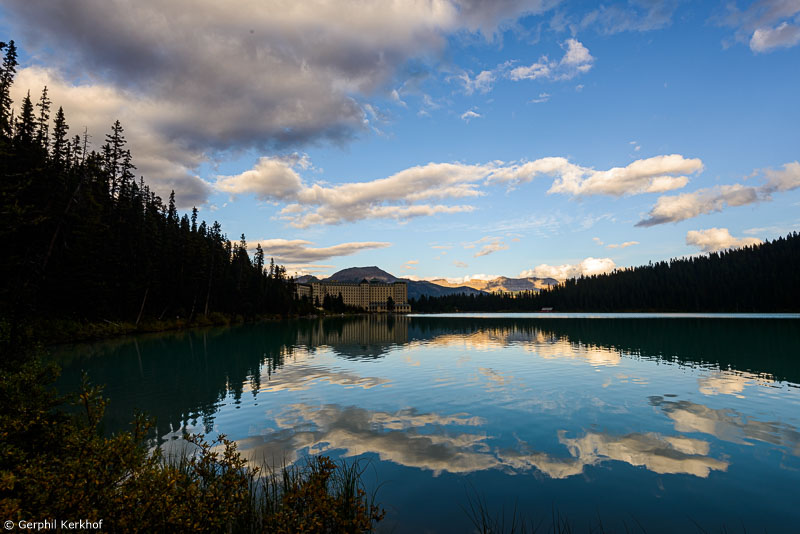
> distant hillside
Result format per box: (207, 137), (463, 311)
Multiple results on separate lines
(326, 266), (397, 283)
(302, 266), (485, 299)
(403, 279), (484, 300)
(411, 233), (800, 313)
(430, 276), (559, 293)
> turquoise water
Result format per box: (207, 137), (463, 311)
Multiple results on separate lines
(52, 315), (800, 532)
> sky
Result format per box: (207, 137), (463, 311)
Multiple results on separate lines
(3, 0), (799, 281)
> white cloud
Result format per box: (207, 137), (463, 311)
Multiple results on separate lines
(491, 154), (701, 197)
(219, 157), (485, 227)
(685, 228), (762, 253)
(458, 69), (497, 95)
(606, 240), (639, 249)
(249, 238), (391, 263)
(460, 109), (482, 122)
(638, 184), (761, 226)
(638, 161), (800, 226)
(718, 0), (800, 51)
(390, 89), (407, 107)
(576, 1), (683, 35)
(762, 161), (800, 192)
(218, 153), (706, 227)
(751, 21), (800, 51)
(217, 154), (305, 201)
(509, 39), (594, 81)
(529, 92), (551, 103)
(520, 257), (616, 280)
(454, 260), (469, 268)
(467, 236), (509, 257)
(284, 264), (336, 278)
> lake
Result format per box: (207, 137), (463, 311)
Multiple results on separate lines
(51, 314), (800, 532)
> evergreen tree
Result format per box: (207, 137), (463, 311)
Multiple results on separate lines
(51, 107), (69, 165)
(35, 86), (51, 149)
(13, 91), (35, 144)
(0, 40), (18, 138)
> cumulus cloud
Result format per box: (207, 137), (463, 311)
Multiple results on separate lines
(491, 154), (702, 197)
(460, 109), (482, 122)
(458, 69), (497, 94)
(751, 21), (800, 51)
(5, 0), (557, 204)
(217, 153), (705, 227)
(638, 161), (800, 226)
(509, 38), (595, 81)
(685, 228), (762, 253)
(717, 0), (800, 52)
(217, 154), (306, 201)
(219, 157), (486, 227)
(520, 257), (616, 280)
(454, 260), (469, 268)
(762, 161), (800, 192)
(248, 239), (391, 263)
(637, 184), (761, 227)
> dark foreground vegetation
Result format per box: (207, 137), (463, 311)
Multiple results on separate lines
(412, 232), (800, 313)
(0, 40), (383, 532)
(0, 339), (384, 532)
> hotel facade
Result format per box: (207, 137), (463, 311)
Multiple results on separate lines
(296, 280), (411, 313)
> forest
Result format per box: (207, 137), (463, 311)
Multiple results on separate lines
(411, 231), (800, 313)
(0, 40), (309, 346)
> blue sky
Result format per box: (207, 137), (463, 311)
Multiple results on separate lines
(3, 1), (799, 280)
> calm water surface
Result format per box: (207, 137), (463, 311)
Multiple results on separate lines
(52, 315), (800, 532)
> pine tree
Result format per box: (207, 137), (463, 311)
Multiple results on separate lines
(13, 91), (35, 144)
(35, 86), (51, 149)
(254, 244), (264, 272)
(70, 134), (82, 168)
(51, 107), (69, 165)
(105, 120), (126, 195)
(167, 191), (177, 224)
(0, 40), (18, 138)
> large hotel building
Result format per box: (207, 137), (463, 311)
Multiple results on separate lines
(296, 280), (411, 313)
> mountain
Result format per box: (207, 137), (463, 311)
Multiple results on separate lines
(429, 276), (559, 293)
(403, 279), (484, 300)
(326, 266), (398, 283)
(304, 266), (485, 299)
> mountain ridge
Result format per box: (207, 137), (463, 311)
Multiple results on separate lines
(295, 266), (486, 299)
(429, 275), (559, 293)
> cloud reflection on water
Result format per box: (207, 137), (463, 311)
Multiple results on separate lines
(650, 396), (800, 455)
(231, 403), (728, 479)
(418, 329), (623, 366)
